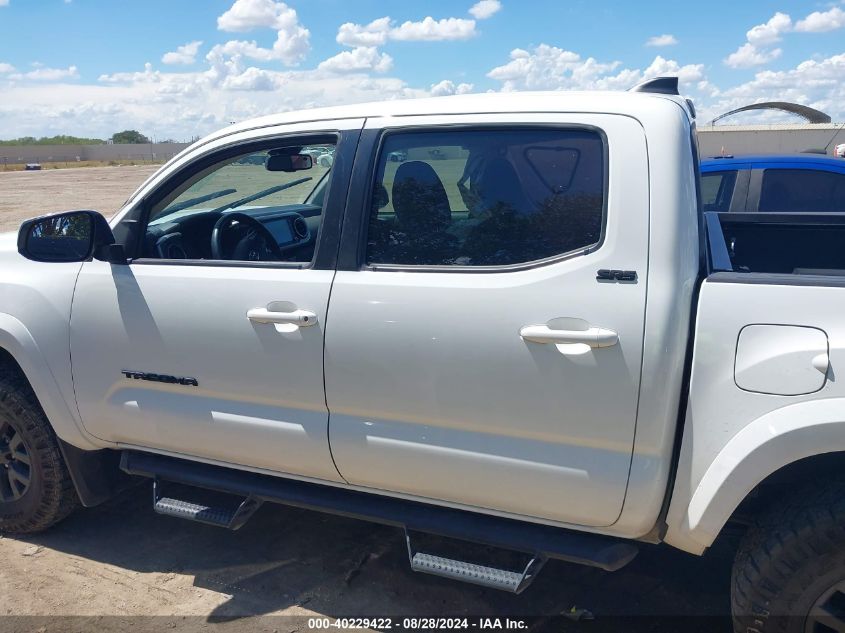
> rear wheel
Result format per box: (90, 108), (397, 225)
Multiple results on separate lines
(0, 373), (77, 534)
(732, 480), (845, 633)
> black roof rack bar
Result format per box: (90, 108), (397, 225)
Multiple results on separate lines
(629, 76), (680, 96)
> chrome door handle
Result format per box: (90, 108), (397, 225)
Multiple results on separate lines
(519, 325), (618, 348)
(247, 307), (317, 327)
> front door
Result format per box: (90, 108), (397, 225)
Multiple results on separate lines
(325, 114), (649, 526)
(71, 121), (361, 482)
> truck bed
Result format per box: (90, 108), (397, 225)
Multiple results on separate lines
(667, 211), (845, 554)
(707, 212), (845, 277)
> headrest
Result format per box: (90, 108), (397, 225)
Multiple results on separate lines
(391, 161), (451, 233)
(477, 157), (527, 214)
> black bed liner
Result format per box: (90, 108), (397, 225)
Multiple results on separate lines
(705, 212), (845, 278)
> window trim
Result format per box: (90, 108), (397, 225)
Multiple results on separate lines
(728, 169), (751, 212)
(346, 123), (609, 274)
(121, 130), (355, 271)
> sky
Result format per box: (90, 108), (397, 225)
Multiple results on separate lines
(0, 0), (844, 140)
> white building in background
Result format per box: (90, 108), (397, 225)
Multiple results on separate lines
(697, 123), (845, 158)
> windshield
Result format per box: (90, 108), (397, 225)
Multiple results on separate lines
(150, 145), (334, 223)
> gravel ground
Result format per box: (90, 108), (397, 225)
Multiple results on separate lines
(0, 165), (158, 233)
(0, 483), (734, 631)
(0, 164), (734, 632)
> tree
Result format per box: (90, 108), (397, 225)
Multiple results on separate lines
(0, 135), (105, 146)
(110, 130), (151, 144)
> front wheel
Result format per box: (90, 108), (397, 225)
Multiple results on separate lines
(0, 372), (77, 534)
(732, 480), (845, 633)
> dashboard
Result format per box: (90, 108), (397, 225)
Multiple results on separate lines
(143, 204), (321, 262)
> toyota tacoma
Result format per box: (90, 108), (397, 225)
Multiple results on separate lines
(1, 77), (844, 632)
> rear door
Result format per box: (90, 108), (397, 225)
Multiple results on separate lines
(325, 113), (650, 527)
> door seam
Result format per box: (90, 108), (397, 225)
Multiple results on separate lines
(323, 118), (367, 484)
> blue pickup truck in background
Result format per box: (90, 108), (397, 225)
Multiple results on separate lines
(701, 154), (845, 213)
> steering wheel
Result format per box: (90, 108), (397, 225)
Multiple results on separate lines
(211, 213), (281, 261)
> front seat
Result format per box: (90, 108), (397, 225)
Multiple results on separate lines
(464, 158), (535, 265)
(476, 157), (531, 216)
(392, 161), (452, 233)
(380, 161), (458, 265)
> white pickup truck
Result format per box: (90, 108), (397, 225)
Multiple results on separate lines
(2, 77), (844, 632)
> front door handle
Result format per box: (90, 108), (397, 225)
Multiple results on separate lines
(247, 307), (317, 327)
(520, 324), (618, 348)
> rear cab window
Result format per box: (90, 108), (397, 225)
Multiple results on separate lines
(759, 168), (845, 213)
(366, 128), (605, 268)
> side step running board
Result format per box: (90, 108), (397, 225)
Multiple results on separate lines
(152, 479), (262, 530)
(406, 530), (546, 593)
(122, 451), (638, 573)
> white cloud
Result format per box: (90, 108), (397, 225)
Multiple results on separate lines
(207, 30), (309, 67)
(334, 14), (478, 49)
(219, 66), (281, 91)
(469, 0), (501, 20)
(98, 62), (160, 84)
(702, 52), (845, 123)
(696, 80), (721, 98)
(0, 1), (8, 6)
(727, 5), (845, 64)
(721, 7), (845, 72)
(212, 0), (310, 66)
(0, 63), (428, 140)
(487, 45), (614, 91)
(336, 17), (391, 47)
(430, 79), (474, 96)
(75, 43), (696, 140)
(487, 45), (704, 94)
(795, 7), (845, 33)
(218, 0), (296, 32)
(3, 35), (845, 147)
(10, 65), (79, 81)
(724, 42), (782, 68)
(722, 12), (792, 69)
(643, 55), (704, 84)
(390, 17), (477, 41)
(162, 41), (203, 65)
(746, 12), (792, 45)
(645, 34), (678, 47)
(9, 1), (845, 147)
(318, 47), (393, 74)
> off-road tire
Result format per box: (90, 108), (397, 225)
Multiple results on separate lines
(0, 371), (77, 533)
(732, 480), (845, 633)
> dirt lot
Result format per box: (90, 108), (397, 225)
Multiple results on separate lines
(0, 165), (734, 632)
(1, 484), (734, 631)
(0, 165), (158, 233)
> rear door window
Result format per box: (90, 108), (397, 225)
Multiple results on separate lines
(366, 128), (605, 267)
(701, 170), (737, 212)
(759, 168), (845, 213)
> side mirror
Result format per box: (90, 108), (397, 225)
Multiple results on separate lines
(17, 210), (126, 264)
(265, 153), (313, 172)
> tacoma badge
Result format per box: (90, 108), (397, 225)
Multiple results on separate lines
(121, 370), (199, 387)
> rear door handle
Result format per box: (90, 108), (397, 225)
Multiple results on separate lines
(247, 307), (317, 327)
(520, 325), (618, 348)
